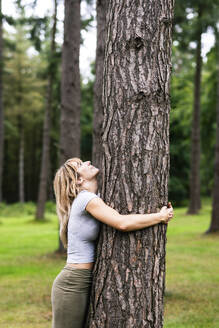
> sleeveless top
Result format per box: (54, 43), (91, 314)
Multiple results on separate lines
(67, 190), (100, 263)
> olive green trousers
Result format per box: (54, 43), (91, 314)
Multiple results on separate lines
(51, 266), (92, 328)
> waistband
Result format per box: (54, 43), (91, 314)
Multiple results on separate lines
(63, 265), (93, 275)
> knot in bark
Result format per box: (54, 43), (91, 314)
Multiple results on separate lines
(126, 36), (144, 51)
(134, 36), (144, 49)
(161, 17), (172, 26)
(137, 91), (147, 101)
(130, 91), (148, 105)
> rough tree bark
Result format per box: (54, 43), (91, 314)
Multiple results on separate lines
(59, 0), (81, 164)
(36, 0), (57, 219)
(57, 0), (81, 252)
(92, 0), (107, 170)
(87, 0), (174, 327)
(206, 28), (219, 233)
(0, 0), (4, 202)
(187, 6), (202, 214)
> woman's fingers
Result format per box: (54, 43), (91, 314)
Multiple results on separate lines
(159, 203), (174, 224)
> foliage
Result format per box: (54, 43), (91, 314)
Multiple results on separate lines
(169, 0), (219, 205)
(200, 45), (218, 195)
(3, 24), (46, 203)
(1, 2), (218, 206)
(169, 46), (194, 205)
(174, 0), (219, 49)
(169, 40), (218, 204)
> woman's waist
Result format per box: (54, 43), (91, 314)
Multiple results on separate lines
(66, 262), (94, 270)
(67, 248), (96, 268)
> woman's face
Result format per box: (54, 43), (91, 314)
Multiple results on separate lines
(74, 161), (99, 181)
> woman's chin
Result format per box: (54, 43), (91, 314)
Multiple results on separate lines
(91, 166), (99, 176)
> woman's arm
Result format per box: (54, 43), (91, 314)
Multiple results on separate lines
(86, 198), (173, 232)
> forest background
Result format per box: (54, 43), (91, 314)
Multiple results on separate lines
(0, 0), (218, 208)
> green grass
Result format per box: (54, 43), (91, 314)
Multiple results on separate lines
(0, 199), (219, 327)
(0, 202), (65, 328)
(164, 199), (219, 328)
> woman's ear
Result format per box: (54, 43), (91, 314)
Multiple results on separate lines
(77, 176), (84, 186)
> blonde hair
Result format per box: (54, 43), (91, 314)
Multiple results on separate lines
(53, 157), (82, 248)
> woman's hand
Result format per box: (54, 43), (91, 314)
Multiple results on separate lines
(159, 202), (174, 224)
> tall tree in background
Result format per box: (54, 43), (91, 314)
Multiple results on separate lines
(14, 23), (32, 203)
(207, 27), (219, 233)
(3, 26), (50, 203)
(18, 116), (25, 202)
(87, 0), (174, 326)
(36, 0), (57, 219)
(57, 0), (81, 252)
(169, 46), (194, 205)
(16, 19), (25, 203)
(173, 0), (219, 213)
(92, 0), (106, 170)
(187, 4), (203, 214)
(0, 0), (4, 202)
(59, 0), (81, 164)
(185, 0), (219, 214)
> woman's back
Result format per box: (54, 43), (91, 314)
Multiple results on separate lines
(67, 190), (100, 264)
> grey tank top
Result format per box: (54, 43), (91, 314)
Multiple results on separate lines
(67, 190), (100, 263)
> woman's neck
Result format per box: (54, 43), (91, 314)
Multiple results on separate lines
(79, 179), (98, 194)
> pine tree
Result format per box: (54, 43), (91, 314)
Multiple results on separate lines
(92, 0), (107, 170)
(59, 0), (81, 164)
(87, 0), (174, 326)
(207, 26), (219, 233)
(36, 0), (58, 219)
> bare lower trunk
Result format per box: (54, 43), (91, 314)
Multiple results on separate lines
(206, 29), (219, 233)
(87, 0), (174, 327)
(36, 87), (52, 219)
(57, 0), (81, 253)
(92, 0), (107, 170)
(57, 234), (66, 254)
(36, 0), (57, 220)
(0, 0), (4, 202)
(19, 123), (25, 203)
(187, 8), (202, 214)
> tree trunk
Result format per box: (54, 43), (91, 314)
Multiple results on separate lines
(57, 0), (81, 253)
(57, 234), (66, 254)
(19, 119), (25, 203)
(59, 0), (81, 164)
(206, 29), (219, 233)
(36, 0), (57, 220)
(87, 0), (174, 327)
(92, 0), (107, 170)
(0, 0), (4, 202)
(187, 7), (202, 214)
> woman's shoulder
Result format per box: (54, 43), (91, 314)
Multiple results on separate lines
(72, 190), (100, 212)
(77, 190), (100, 200)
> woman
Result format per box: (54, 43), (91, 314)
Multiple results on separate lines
(51, 157), (174, 328)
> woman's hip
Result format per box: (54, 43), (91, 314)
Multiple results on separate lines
(51, 266), (93, 328)
(52, 265), (92, 294)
